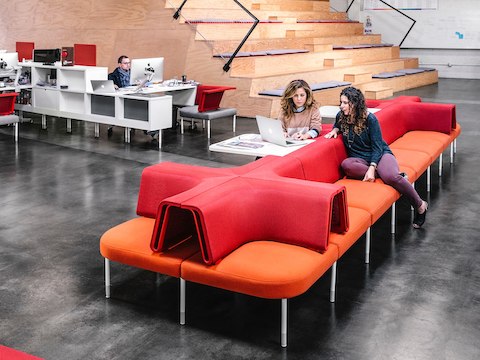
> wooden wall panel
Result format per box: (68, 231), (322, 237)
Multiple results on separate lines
(0, 0), (193, 78)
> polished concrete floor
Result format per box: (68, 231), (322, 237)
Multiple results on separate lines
(1, 78), (479, 360)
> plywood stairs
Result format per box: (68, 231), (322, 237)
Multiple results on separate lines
(165, 0), (438, 118)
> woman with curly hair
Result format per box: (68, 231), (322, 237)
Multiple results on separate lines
(324, 86), (428, 228)
(278, 79), (322, 140)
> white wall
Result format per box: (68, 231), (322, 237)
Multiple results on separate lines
(329, 0), (480, 79)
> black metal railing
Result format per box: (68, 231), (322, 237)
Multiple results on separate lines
(170, 0), (259, 72)
(345, 0), (416, 47)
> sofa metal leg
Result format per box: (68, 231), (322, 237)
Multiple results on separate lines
(281, 298), (287, 347)
(391, 202), (396, 234)
(233, 114), (237, 133)
(14, 123), (18, 142)
(105, 258), (111, 299)
(330, 261), (337, 303)
(427, 165), (431, 192)
(450, 143), (454, 164)
(411, 182), (415, 211)
(365, 227), (371, 264)
(180, 278), (186, 325)
(454, 138), (457, 154)
(207, 120), (211, 139)
(439, 153), (443, 177)
(180, 117), (184, 134)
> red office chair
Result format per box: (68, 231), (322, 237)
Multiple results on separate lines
(0, 93), (20, 142)
(179, 85), (236, 138)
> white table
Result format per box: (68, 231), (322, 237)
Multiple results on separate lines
(209, 134), (314, 157)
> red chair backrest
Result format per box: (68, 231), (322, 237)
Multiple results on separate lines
(195, 85), (236, 112)
(0, 93), (17, 116)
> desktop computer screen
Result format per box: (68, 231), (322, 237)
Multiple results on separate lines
(130, 57), (164, 84)
(0, 52), (19, 71)
(33, 49), (61, 65)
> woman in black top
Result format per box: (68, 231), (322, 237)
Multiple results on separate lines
(324, 87), (428, 228)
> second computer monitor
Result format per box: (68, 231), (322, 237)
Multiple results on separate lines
(130, 57), (164, 84)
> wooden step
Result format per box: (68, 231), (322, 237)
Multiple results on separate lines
(306, 34), (383, 46)
(324, 58), (353, 67)
(344, 72), (372, 83)
(364, 87), (394, 99)
(286, 23), (365, 38)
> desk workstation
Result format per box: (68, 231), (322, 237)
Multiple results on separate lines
(6, 53), (197, 149)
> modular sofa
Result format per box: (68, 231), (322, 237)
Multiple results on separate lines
(100, 96), (460, 347)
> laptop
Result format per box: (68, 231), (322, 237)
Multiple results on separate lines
(256, 115), (307, 147)
(91, 80), (116, 93)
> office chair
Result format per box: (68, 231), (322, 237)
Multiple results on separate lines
(179, 85), (236, 139)
(0, 93), (20, 141)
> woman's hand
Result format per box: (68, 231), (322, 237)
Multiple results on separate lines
(324, 129), (338, 139)
(362, 166), (376, 182)
(292, 132), (310, 140)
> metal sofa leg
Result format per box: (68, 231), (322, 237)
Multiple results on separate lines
(391, 202), (396, 234)
(281, 298), (287, 347)
(180, 278), (186, 325)
(330, 261), (337, 303)
(207, 120), (211, 138)
(105, 258), (111, 299)
(439, 153), (443, 177)
(450, 142), (454, 164)
(365, 227), (371, 264)
(14, 122), (18, 142)
(181, 117), (185, 134)
(233, 114), (237, 133)
(427, 165), (431, 192)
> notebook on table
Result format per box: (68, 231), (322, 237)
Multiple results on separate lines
(255, 115), (307, 147)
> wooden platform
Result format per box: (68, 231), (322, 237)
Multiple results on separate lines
(165, 0), (438, 118)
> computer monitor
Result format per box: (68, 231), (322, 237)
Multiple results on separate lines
(130, 57), (164, 85)
(0, 52), (19, 71)
(33, 48), (61, 65)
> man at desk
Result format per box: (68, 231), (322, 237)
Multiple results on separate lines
(107, 55), (131, 136)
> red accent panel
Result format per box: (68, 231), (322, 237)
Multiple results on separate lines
(15, 42), (35, 61)
(0, 93), (18, 116)
(73, 43), (96, 66)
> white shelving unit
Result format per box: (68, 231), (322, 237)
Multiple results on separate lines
(13, 62), (196, 148)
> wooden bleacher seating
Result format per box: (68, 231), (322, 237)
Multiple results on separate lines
(164, 0), (438, 118)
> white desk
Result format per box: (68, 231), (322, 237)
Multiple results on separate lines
(209, 134), (314, 157)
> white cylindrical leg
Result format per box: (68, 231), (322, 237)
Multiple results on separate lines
(391, 202), (396, 234)
(207, 120), (211, 138)
(439, 153), (443, 176)
(180, 278), (186, 325)
(454, 139), (457, 154)
(41, 114), (47, 129)
(365, 227), (371, 264)
(330, 261), (337, 303)
(94, 123), (100, 138)
(450, 143), (454, 164)
(411, 182), (415, 211)
(105, 258), (111, 298)
(233, 114), (237, 133)
(158, 130), (162, 150)
(281, 299), (287, 347)
(14, 123), (19, 142)
(181, 118), (184, 134)
(124, 127), (131, 143)
(66, 118), (72, 133)
(427, 166), (431, 192)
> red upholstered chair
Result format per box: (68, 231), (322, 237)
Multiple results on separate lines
(0, 93), (20, 141)
(179, 85), (236, 138)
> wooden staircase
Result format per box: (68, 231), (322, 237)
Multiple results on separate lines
(165, 0), (438, 118)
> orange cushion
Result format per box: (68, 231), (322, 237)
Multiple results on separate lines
(390, 131), (450, 160)
(336, 179), (399, 223)
(329, 207), (371, 257)
(181, 241), (338, 299)
(391, 148), (432, 181)
(100, 217), (199, 277)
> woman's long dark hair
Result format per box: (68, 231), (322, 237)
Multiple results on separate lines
(338, 86), (368, 135)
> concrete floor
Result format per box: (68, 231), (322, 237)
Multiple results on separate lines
(1, 78), (479, 359)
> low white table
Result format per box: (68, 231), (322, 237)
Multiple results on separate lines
(209, 134), (314, 157)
